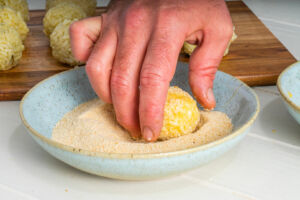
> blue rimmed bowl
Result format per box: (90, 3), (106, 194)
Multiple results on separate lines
(19, 62), (259, 180)
(277, 62), (300, 125)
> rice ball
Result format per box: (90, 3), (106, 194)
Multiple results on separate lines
(0, 24), (24, 70)
(46, 0), (97, 16)
(0, 0), (29, 21)
(50, 19), (83, 66)
(182, 42), (196, 56)
(224, 28), (237, 56)
(0, 42), (14, 71)
(43, 2), (86, 36)
(183, 29), (237, 56)
(159, 86), (201, 140)
(0, 6), (29, 41)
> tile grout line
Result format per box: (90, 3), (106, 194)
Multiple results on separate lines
(248, 133), (300, 151)
(182, 175), (260, 200)
(0, 183), (39, 200)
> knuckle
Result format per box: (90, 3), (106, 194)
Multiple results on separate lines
(157, 8), (181, 28)
(124, 6), (148, 29)
(69, 21), (82, 35)
(208, 23), (233, 41)
(110, 72), (131, 96)
(205, 11), (233, 40)
(190, 65), (218, 78)
(158, 7), (177, 20)
(85, 59), (105, 77)
(222, 24), (234, 39)
(140, 64), (169, 88)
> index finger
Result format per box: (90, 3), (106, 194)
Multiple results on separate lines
(139, 27), (185, 142)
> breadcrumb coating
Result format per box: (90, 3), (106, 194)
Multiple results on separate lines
(0, 0), (29, 21)
(0, 6), (29, 41)
(159, 86), (201, 140)
(0, 42), (14, 70)
(46, 0), (97, 16)
(43, 2), (86, 36)
(0, 24), (24, 70)
(50, 19), (83, 66)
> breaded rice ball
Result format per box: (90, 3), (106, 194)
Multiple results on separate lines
(0, 42), (14, 70)
(224, 28), (237, 56)
(183, 29), (237, 56)
(0, 24), (24, 70)
(0, 6), (29, 41)
(159, 86), (201, 140)
(0, 0), (29, 21)
(46, 0), (97, 16)
(50, 19), (82, 66)
(43, 2), (86, 36)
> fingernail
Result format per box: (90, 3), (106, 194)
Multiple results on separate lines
(206, 88), (215, 103)
(131, 131), (141, 140)
(143, 127), (153, 142)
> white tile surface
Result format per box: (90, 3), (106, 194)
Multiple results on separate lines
(1, 86), (300, 199)
(186, 134), (300, 200)
(251, 86), (300, 146)
(1, 0), (300, 199)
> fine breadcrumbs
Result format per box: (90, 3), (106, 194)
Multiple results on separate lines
(0, 6), (29, 41)
(46, 0), (97, 16)
(0, 0), (29, 21)
(43, 2), (86, 36)
(50, 19), (83, 66)
(52, 99), (233, 154)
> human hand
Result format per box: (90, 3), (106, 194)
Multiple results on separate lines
(70, 0), (233, 141)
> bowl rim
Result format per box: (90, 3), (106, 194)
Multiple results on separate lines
(277, 61), (300, 113)
(19, 66), (260, 159)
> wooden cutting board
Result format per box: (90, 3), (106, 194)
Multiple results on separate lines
(0, 1), (296, 101)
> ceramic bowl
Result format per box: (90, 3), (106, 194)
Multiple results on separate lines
(20, 62), (259, 180)
(277, 62), (300, 125)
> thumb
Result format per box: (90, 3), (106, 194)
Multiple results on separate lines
(69, 16), (103, 62)
(189, 28), (233, 110)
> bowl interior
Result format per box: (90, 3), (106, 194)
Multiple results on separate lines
(21, 62), (258, 145)
(278, 62), (300, 108)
